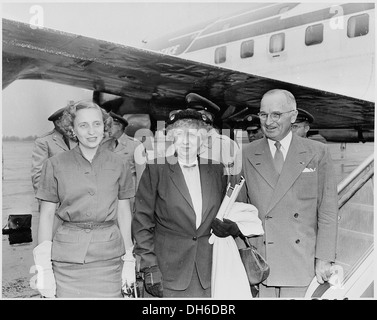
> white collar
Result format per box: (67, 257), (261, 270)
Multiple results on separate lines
(267, 131), (292, 158)
(178, 158), (199, 168)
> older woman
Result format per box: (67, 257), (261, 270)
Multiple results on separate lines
(33, 101), (135, 298)
(132, 109), (228, 298)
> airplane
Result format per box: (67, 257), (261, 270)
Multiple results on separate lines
(143, 2), (375, 142)
(2, 2), (374, 143)
(2, 2), (374, 299)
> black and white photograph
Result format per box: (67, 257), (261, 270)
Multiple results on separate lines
(1, 1), (374, 302)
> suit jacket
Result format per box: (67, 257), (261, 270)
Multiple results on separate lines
(238, 134), (338, 287)
(199, 129), (240, 175)
(31, 129), (75, 193)
(116, 133), (146, 190)
(132, 156), (227, 291)
(101, 134), (146, 187)
(101, 134), (146, 213)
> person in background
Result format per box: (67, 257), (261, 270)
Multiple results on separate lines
(33, 100), (135, 298)
(132, 108), (228, 298)
(31, 106), (76, 194)
(292, 108), (327, 143)
(233, 89), (338, 298)
(103, 111), (146, 194)
(243, 113), (264, 143)
(291, 108), (314, 138)
(186, 93), (240, 174)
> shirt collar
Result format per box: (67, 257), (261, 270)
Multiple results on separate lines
(73, 144), (102, 163)
(267, 130), (293, 152)
(178, 158), (199, 168)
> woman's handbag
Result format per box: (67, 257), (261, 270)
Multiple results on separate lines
(239, 237), (270, 285)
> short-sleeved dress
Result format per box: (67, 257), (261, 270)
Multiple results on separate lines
(36, 145), (135, 298)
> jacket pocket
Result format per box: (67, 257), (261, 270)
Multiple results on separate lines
(85, 225), (125, 262)
(53, 225), (80, 243)
(295, 172), (318, 199)
(91, 225), (121, 242)
(52, 226), (86, 263)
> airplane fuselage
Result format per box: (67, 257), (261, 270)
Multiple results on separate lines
(146, 3), (375, 103)
(2, 3), (374, 142)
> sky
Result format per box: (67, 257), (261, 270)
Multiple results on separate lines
(1, 0), (261, 137)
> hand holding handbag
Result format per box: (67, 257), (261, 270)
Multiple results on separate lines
(239, 237), (270, 285)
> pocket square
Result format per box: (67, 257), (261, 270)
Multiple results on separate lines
(303, 167), (316, 172)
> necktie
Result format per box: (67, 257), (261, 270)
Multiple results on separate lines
(63, 135), (70, 150)
(274, 141), (284, 174)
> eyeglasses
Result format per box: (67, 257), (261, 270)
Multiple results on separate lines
(258, 110), (295, 122)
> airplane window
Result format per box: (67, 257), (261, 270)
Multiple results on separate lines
(269, 33), (285, 53)
(347, 14), (369, 38)
(240, 40), (254, 58)
(305, 24), (324, 46)
(215, 46), (226, 64)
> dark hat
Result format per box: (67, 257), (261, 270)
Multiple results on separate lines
(243, 114), (261, 131)
(48, 107), (66, 122)
(295, 108), (314, 124)
(109, 111), (128, 127)
(167, 109), (212, 125)
(185, 93), (220, 115)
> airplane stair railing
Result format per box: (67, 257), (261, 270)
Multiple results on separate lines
(337, 153), (374, 206)
(305, 153), (374, 299)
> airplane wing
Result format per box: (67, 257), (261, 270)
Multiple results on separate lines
(2, 18), (374, 132)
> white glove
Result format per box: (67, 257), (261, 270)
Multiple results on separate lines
(32, 240), (56, 298)
(121, 248), (136, 291)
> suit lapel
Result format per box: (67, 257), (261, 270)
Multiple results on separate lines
(53, 132), (69, 151)
(114, 140), (126, 154)
(247, 138), (279, 188)
(199, 159), (212, 223)
(116, 135), (131, 154)
(267, 136), (315, 213)
(168, 159), (195, 212)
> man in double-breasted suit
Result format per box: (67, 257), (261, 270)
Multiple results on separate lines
(234, 89), (338, 298)
(132, 109), (228, 298)
(31, 107), (75, 194)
